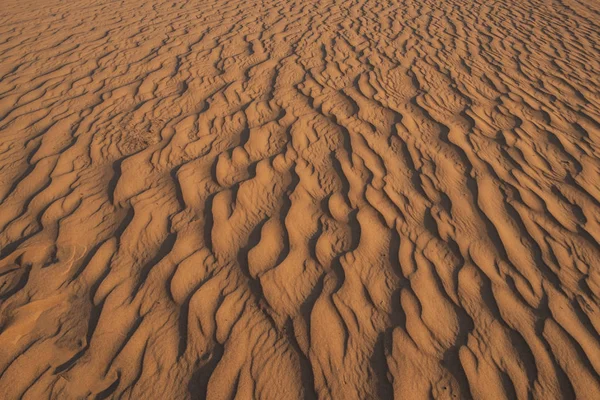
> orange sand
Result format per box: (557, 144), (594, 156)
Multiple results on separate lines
(0, 0), (599, 398)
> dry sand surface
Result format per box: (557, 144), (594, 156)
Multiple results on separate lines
(0, 0), (600, 398)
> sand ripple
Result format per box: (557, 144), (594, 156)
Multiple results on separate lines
(0, 0), (599, 398)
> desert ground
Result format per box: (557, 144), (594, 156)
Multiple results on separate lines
(0, 0), (599, 398)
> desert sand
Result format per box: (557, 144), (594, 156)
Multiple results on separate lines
(0, 0), (599, 398)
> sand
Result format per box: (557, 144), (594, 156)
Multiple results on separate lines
(0, 0), (599, 398)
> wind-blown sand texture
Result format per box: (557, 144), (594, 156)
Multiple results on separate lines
(0, 0), (599, 398)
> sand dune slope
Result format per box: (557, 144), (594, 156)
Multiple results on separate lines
(1, 0), (600, 398)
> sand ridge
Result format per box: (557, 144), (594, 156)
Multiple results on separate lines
(0, 0), (599, 398)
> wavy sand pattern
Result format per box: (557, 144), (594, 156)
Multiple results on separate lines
(1, 0), (600, 398)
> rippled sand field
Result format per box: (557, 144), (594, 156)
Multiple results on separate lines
(0, 0), (599, 398)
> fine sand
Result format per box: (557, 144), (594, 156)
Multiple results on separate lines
(1, 0), (600, 398)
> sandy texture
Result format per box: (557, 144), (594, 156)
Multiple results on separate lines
(0, 0), (599, 398)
